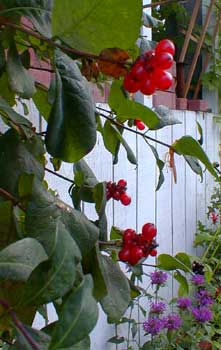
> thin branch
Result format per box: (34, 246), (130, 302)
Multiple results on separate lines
(44, 167), (74, 184)
(143, 0), (187, 8)
(0, 336), (14, 346)
(0, 188), (25, 211)
(0, 299), (40, 350)
(30, 66), (54, 73)
(96, 109), (172, 149)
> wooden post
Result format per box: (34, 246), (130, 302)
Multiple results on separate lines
(193, 8), (221, 99)
(178, 0), (201, 64)
(183, 0), (216, 98)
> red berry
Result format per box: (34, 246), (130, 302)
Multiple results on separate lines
(117, 179), (127, 188)
(140, 78), (156, 95)
(134, 119), (145, 130)
(142, 223), (157, 240)
(155, 52), (174, 70)
(128, 246), (144, 265)
(123, 73), (140, 93)
(131, 62), (148, 82)
(123, 228), (136, 242)
(155, 39), (175, 56)
(150, 249), (158, 257)
(120, 193), (131, 206)
(119, 248), (131, 262)
(112, 191), (120, 200)
(153, 69), (173, 90)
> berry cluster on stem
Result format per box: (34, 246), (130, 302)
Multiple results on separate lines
(106, 179), (131, 206)
(123, 39), (175, 95)
(118, 223), (158, 265)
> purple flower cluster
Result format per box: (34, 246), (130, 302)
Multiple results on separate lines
(191, 274), (205, 286)
(150, 270), (168, 285)
(195, 289), (213, 306)
(143, 317), (164, 335)
(191, 306), (212, 323)
(177, 297), (192, 310)
(150, 301), (166, 314)
(163, 313), (182, 330)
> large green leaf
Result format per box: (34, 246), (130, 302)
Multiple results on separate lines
(0, 129), (44, 196)
(52, 0), (142, 54)
(0, 1), (52, 37)
(173, 271), (189, 296)
(13, 325), (51, 350)
(100, 255), (130, 323)
(172, 135), (218, 178)
(74, 159), (98, 187)
(108, 80), (159, 129)
(158, 253), (192, 273)
(49, 275), (98, 349)
(93, 182), (107, 241)
(0, 238), (47, 281)
(26, 179), (99, 257)
(153, 105), (182, 130)
(0, 201), (18, 250)
(23, 218), (81, 305)
(45, 50), (96, 162)
(33, 87), (51, 121)
(58, 337), (90, 350)
(6, 42), (36, 99)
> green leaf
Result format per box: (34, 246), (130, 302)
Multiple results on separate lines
(108, 336), (125, 344)
(33, 87), (51, 121)
(46, 50), (96, 162)
(196, 121), (203, 145)
(93, 182), (107, 241)
(14, 325), (51, 350)
(52, 0), (142, 54)
(158, 253), (192, 273)
(110, 226), (122, 240)
(49, 275), (98, 349)
(184, 155), (203, 180)
(0, 129), (44, 196)
(146, 141), (165, 190)
(204, 263), (213, 283)
(74, 159), (98, 187)
(175, 252), (192, 270)
(153, 105), (182, 130)
(0, 238), (47, 281)
(23, 218), (82, 305)
(172, 136), (218, 178)
(100, 255), (130, 322)
(58, 337), (90, 350)
(6, 42), (36, 99)
(0, 96), (33, 138)
(0, 201), (18, 250)
(0, 73), (15, 106)
(173, 271), (189, 296)
(142, 12), (163, 28)
(18, 173), (34, 203)
(108, 80), (159, 129)
(0, 0), (52, 38)
(102, 120), (137, 164)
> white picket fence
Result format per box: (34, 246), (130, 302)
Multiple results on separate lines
(28, 105), (219, 349)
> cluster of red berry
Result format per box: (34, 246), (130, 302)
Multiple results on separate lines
(106, 179), (131, 206)
(118, 223), (158, 265)
(123, 39), (175, 95)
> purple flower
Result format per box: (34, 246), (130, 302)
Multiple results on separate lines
(150, 270), (168, 285)
(177, 297), (192, 309)
(195, 289), (214, 306)
(143, 317), (164, 335)
(191, 274), (205, 285)
(150, 301), (166, 314)
(191, 306), (212, 323)
(163, 313), (182, 330)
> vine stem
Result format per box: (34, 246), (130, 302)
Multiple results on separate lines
(143, 0), (187, 8)
(0, 187), (25, 211)
(97, 110), (172, 149)
(0, 299), (40, 350)
(0, 19), (130, 66)
(44, 167), (74, 184)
